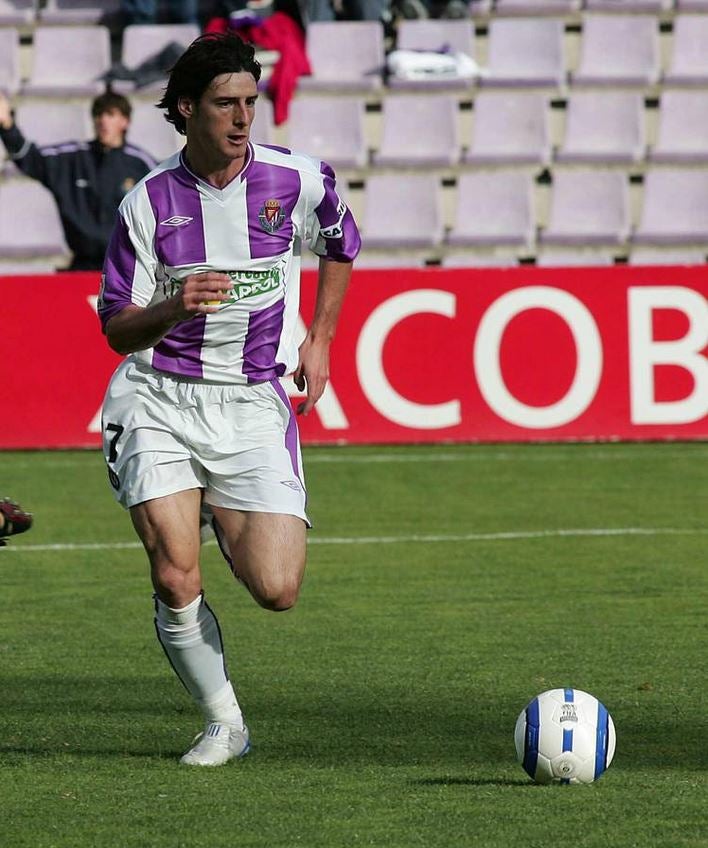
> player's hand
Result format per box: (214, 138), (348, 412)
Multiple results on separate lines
(0, 93), (14, 130)
(171, 271), (231, 319)
(293, 333), (330, 416)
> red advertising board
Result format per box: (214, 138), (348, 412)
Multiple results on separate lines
(1, 266), (707, 448)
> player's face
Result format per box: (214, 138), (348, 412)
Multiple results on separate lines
(94, 108), (129, 149)
(186, 72), (258, 164)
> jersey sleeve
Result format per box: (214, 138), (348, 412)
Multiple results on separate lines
(307, 161), (361, 263)
(97, 192), (158, 331)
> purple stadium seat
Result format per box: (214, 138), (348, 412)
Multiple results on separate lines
(127, 101), (183, 163)
(0, 180), (70, 260)
(585, 0), (672, 10)
(21, 25), (111, 96)
(389, 20), (477, 90)
(447, 171), (535, 248)
(541, 170), (630, 245)
(0, 28), (20, 96)
(441, 253), (520, 267)
(112, 24), (200, 93)
(0, 260), (57, 274)
(556, 91), (646, 164)
(481, 18), (566, 88)
(373, 95), (460, 168)
(664, 15), (708, 85)
(536, 250), (615, 266)
(15, 100), (93, 146)
(464, 92), (551, 165)
(650, 91), (708, 163)
(676, 0), (708, 9)
(287, 97), (367, 169)
(353, 252), (428, 268)
(629, 247), (706, 265)
(572, 15), (661, 86)
(299, 22), (385, 92)
(40, 0), (120, 24)
(634, 168), (708, 244)
(0, 0), (35, 25)
(495, 0), (581, 13)
(360, 174), (444, 248)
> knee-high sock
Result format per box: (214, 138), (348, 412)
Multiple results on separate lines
(154, 594), (244, 728)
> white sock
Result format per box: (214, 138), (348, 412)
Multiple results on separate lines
(154, 594), (244, 728)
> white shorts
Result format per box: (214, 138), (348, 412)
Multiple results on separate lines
(100, 358), (308, 523)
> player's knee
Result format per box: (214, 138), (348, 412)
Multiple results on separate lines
(253, 574), (301, 612)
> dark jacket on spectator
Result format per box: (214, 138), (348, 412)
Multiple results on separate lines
(0, 123), (155, 270)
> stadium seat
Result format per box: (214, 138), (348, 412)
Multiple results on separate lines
(0, 259), (57, 274)
(628, 247), (706, 264)
(650, 91), (708, 163)
(481, 17), (566, 88)
(675, 0), (708, 9)
(39, 0), (120, 24)
(298, 21), (385, 92)
(541, 170), (630, 245)
(351, 251), (428, 268)
(585, 0), (672, 10)
(0, 180), (70, 260)
(21, 25), (111, 96)
(633, 168), (708, 244)
(447, 171), (536, 248)
(441, 253), (520, 267)
(664, 15), (708, 85)
(556, 91), (646, 164)
(464, 92), (551, 166)
(287, 97), (367, 169)
(494, 0), (581, 13)
(15, 100), (93, 146)
(250, 97), (275, 146)
(0, 28), (20, 96)
(113, 23), (200, 93)
(126, 101), (183, 163)
(389, 20), (477, 90)
(535, 250), (615, 266)
(360, 174), (444, 248)
(0, 0), (35, 25)
(572, 15), (661, 86)
(372, 95), (460, 168)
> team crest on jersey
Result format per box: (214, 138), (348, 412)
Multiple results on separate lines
(258, 199), (285, 233)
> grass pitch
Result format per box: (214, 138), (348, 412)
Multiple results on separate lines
(1, 443), (706, 848)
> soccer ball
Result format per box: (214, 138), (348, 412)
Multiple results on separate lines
(514, 688), (616, 784)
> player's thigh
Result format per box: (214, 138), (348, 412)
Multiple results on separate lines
(211, 507), (307, 611)
(130, 488), (204, 606)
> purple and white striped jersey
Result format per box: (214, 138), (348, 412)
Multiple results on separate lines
(98, 142), (360, 383)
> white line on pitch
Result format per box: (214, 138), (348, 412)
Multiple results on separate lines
(2, 527), (706, 554)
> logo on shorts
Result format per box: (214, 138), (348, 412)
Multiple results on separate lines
(280, 479), (302, 492)
(108, 467), (121, 491)
(258, 199), (285, 233)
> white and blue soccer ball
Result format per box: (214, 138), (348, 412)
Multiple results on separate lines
(514, 688), (616, 784)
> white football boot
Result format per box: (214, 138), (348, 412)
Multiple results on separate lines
(180, 722), (250, 767)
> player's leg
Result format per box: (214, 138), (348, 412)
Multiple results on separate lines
(209, 508), (307, 611)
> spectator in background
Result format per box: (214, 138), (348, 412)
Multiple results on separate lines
(0, 92), (156, 271)
(0, 498), (32, 547)
(121, 0), (199, 24)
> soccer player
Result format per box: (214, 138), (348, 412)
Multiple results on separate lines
(97, 32), (361, 766)
(0, 91), (156, 270)
(0, 498), (32, 546)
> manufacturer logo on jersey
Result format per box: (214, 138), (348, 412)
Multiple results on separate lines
(160, 215), (194, 227)
(258, 199), (285, 233)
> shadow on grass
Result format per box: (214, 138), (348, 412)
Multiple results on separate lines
(411, 777), (534, 787)
(3, 674), (707, 772)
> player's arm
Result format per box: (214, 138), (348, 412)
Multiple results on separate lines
(293, 258), (352, 416)
(105, 272), (232, 355)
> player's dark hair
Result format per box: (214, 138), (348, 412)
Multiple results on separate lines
(92, 92), (132, 119)
(157, 33), (262, 136)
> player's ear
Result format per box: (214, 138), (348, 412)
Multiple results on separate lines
(177, 96), (195, 121)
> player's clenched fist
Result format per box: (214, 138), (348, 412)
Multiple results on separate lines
(173, 271), (231, 318)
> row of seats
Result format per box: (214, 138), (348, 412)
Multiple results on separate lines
(5, 88), (708, 174)
(8, 15), (708, 97)
(2, 167), (707, 263)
